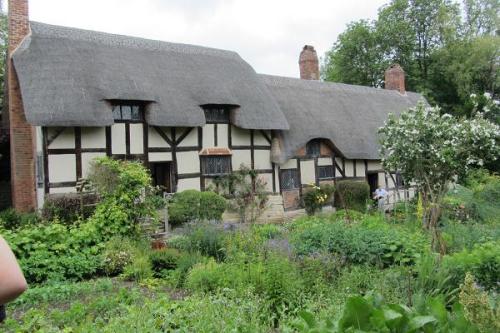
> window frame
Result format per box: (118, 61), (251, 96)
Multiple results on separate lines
(317, 165), (334, 180)
(201, 155), (232, 177)
(280, 169), (300, 191)
(111, 102), (145, 123)
(203, 106), (230, 124)
(306, 139), (321, 158)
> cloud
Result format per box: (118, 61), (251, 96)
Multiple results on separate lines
(28, 0), (387, 77)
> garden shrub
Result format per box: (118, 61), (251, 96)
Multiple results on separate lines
(101, 237), (138, 276)
(150, 248), (181, 274)
(121, 254), (153, 282)
(442, 241), (500, 291)
(334, 180), (370, 212)
(290, 215), (427, 267)
(41, 192), (98, 224)
(1, 157), (158, 284)
(184, 222), (227, 261)
(168, 190), (226, 226)
(302, 184), (335, 215)
(0, 208), (40, 230)
(173, 252), (208, 287)
(459, 273), (500, 333)
(442, 220), (499, 253)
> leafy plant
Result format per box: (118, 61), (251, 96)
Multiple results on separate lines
(101, 237), (137, 276)
(334, 180), (370, 212)
(303, 184), (335, 215)
(459, 273), (500, 333)
(149, 248), (181, 274)
(168, 189), (226, 226)
(213, 164), (269, 223)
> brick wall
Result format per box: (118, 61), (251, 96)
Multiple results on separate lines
(384, 64), (405, 94)
(282, 189), (300, 210)
(8, 0), (36, 212)
(299, 45), (319, 80)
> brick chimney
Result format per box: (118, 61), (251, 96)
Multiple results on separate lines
(299, 45), (319, 80)
(8, 0), (37, 212)
(384, 64), (405, 94)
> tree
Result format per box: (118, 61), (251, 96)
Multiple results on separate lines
(378, 102), (499, 252)
(462, 0), (500, 37)
(322, 20), (385, 87)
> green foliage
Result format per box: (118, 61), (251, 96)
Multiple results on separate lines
(0, 208), (40, 230)
(441, 220), (499, 253)
(322, 0), (499, 118)
(149, 248), (181, 274)
(121, 253), (153, 282)
(459, 273), (500, 333)
(168, 190), (226, 226)
(41, 193), (98, 224)
(322, 20), (384, 87)
(101, 237), (137, 276)
(303, 184), (335, 215)
(290, 214), (427, 267)
(213, 164), (269, 223)
(334, 180), (370, 212)
(442, 241), (500, 291)
(1, 157), (156, 284)
(183, 222), (228, 261)
(293, 293), (480, 333)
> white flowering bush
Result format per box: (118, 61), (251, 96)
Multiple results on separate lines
(378, 102), (499, 250)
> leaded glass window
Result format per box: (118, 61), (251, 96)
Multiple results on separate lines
(201, 156), (231, 176)
(318, 165), (334, 180)
(306, 140), (321, 157)
(204, 107), (230, 123)
(112, 104), (143, 121)
(280, 169), (300, 190)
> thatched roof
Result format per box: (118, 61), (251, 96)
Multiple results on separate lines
(12, 22), (289, 129)
(261, 75), (424, 162)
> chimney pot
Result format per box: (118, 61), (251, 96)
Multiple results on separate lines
(299, 45), (319, 80)
(384, 64), (405, 94)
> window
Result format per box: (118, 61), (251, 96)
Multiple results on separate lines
(204, 107), (230, 123)
(306, 140), (321, 157)
(317, 165), (334, 180)
(201, 156), (231, 176)
(280, 169), (300, 190)
(112, 104), (143, 121)
(395, 173), (405, 187)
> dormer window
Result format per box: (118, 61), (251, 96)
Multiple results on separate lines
(112, 103), (143, 122)
(203, 106), (230, 123)
(306, 139), (321, 157)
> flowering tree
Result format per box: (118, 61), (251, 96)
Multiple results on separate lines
(378, 102), (499, 252)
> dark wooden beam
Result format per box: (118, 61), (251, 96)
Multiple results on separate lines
(42, 127), (49, 194)
(153, 126), (174, 146)
(175, 128), (192, 146)
(260, 130), (272, 144)
(75, 127), (82, 179)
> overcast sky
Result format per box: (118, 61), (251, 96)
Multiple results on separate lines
(22, 0), (388, 77)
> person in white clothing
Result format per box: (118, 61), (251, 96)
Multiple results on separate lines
(373, 187), (388, 212)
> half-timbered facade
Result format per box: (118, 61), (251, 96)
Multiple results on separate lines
(5, 0), (423, 212)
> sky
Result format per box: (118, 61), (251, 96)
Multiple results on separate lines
(21, 0), (388, 78)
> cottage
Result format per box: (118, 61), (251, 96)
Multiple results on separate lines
(4, 0), (423, 213)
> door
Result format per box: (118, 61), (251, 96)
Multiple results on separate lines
(150, 162), (173, 193)
(367, 172), (378, 196)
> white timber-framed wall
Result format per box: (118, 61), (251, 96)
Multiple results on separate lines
(38, 104), (414, 210)
(277, 139), (416, 210)
(38, 104), (277, 207)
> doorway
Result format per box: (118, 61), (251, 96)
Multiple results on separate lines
(367, 172), (378, 196)
(150, 162), (173, 193)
